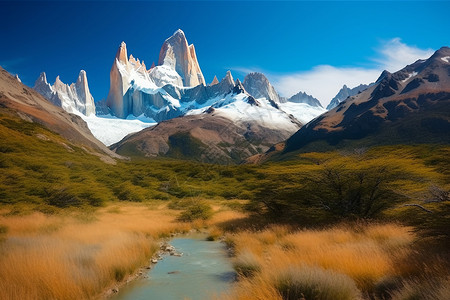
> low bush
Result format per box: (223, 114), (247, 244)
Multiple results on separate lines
(113, 182), (145, 202)
(178, 202), (213, 222)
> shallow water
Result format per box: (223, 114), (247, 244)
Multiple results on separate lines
(111, 234), (235, 300)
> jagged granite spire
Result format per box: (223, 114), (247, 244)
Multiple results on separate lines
(243, 72), (281, 103)
(157, 29), (205, 87)
(210, 75), (219, 86)
(33, 70), (95, 116)
(33, 72), (53, 100)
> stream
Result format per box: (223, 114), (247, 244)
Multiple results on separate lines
(111, 234), (235, 300)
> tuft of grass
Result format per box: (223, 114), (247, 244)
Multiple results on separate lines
(233, 251), (262, 277)
(206, 227), (223, 241)
(274, 265), (361, 300)
(390, 277), (450, 300)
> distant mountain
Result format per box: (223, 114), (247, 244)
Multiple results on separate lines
(102, 30), (324, 124)
(243, 72), (281, 104)
(105, 29), (209, 119)
(287, 91), (322, 108)
(31, 29), (326, 152)
(33, 70), (95, 116)
(326, 84), (371, 110)
(157, 29), (205, 87)
(283, 46), (450, 154)
(0, 67), (119, 161)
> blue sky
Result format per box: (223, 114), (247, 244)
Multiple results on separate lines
(1, 1), (449, 106)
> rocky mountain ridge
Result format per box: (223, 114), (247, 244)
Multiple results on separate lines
(34, 70), (96, 116)
(1, 67), (119, 162)
(283, 46), (450, 154)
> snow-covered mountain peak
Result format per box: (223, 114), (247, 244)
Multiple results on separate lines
(157, 29), (205, 87)
(33, 71), (96, 116)
(76, 70), (89, 89)
(243, 72), (281, 103)
(115, 41), (128, 64)
(288, 91), (322, 108)
(34, 72), (53, 100)
(54, 75), (65, 88)
(171, 29), (186, 39)
(223, 71), (234, 85)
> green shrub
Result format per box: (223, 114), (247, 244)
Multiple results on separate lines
(113, 182), (144, 202)
(274, 265), (361, 300)
(178, 202), (213, 222)
(79, 191), (105, 207)
(46, 187), (82, 208)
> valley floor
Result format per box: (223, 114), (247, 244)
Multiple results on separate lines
(1, 202), (448, 300)
(0, 202), (244, 300)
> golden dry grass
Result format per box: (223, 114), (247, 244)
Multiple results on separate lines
(224, 223), (416, 299)
(0, 203), (194, 300)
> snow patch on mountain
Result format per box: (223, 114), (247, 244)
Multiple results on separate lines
(441, 56), (450, 63)
(402, 72), (418, 83)
(76, 112), (156, 146)
(187, 93), (299, 131)
(278, 102), (326, 124)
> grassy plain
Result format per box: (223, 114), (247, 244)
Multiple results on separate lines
(1, 113), (449, 299)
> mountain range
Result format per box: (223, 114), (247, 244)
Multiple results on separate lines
(0, 67), (120, 164)
(282, 46), (450, 155)
(29, 29), (327, 162)
(9, 29), (449, 164)
(34, 70), (95, 116)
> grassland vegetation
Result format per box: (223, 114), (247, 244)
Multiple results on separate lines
(1, 113), (449, 299)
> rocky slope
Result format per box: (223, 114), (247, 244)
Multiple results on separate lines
(0, 67), (119, 162)
(34, 70), (96, 116)
(283, 47), (450, 154)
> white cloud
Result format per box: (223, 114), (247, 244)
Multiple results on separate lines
(235, 39), (435, 108)
(373, 38), (434, 72)
(269, 66), (381, 108)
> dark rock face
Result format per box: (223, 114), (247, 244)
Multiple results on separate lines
(371, 75), (399, 100)
(401, 78), (424, 94)
(246, 96), (259, 106)
(233, 79), (246, 95)
(425, 73), (439, 82)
